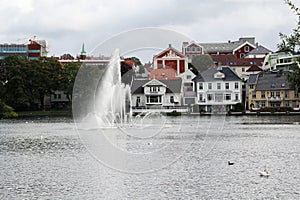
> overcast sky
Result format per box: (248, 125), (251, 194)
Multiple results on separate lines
(0, 0), (298, 61)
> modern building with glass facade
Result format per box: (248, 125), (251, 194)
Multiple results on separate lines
(0, 39), (48, 60)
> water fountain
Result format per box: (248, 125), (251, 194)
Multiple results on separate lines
(94, 49), (132, 127)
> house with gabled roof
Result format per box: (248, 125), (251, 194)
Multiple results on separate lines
(182, 37), (257, 59)
(210, 54), (264, 80)
(194, 66), (243, 112)
(153, 44), (188, 74)
(247, 71), (300, 110)
(245, 45), (272, 58)
(131, 78), (184, 111)
(182, 41), (204, 62)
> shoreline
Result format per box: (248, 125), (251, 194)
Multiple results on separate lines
(3, 110), (298, 120)
(15, 110), (72, 119)
(187, 111), (300, 116)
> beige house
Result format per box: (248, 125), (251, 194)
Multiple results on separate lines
(247, 71), (300, 110)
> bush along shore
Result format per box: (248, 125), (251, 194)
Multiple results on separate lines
(0, 106), (72, 119)
(16, 110), (73, 118)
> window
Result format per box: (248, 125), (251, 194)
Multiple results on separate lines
(58, 94), (61, 99)
(225, 94), (231, 100)
(252, 91), (256, 99)
(186, 75), (191, 79)
(270, 91), (275, 97)
(136, 96), (140, 107)
(192, 47), (195, 51)
(285, 91), (289, 98)
(292, 100), (296, 107)
(208, 83), (212, 90)
(147, 96), (161, 103)
(235, 82), (239, 89)
(240, 53), (245, 58)
(225, 83), (229, 90)
(285, 101), (290, 107)
(197, 47), (200, 51)
(199, 83), (203, 90)
(150, 86), (160, 92)
(244, 46), (250, 52)
(54, 94), (57, 99)
(242, 68), (245, 72)
(261, 101), (266, 107)
(184, 83), (193, 87)
(255, 101), (260, 108)
(170, 96), (174, 103)
(199, 94), (204, 102)
(261, 91), (265, 98)
(276, 91), (280, 97)
(250, 85), (254, 89)
(187, 48), (190, 52)
(295, 90), (299, 98)
(207, 94), (213, 101)
(235, 94), (239, 101)
(217, 83), (221, 90)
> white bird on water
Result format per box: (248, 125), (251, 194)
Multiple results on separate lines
(259, 168), (269, 177)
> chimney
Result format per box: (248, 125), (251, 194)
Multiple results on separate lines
(169, 44), (172, 48)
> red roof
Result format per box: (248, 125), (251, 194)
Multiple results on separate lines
(210, 54), (264, 66)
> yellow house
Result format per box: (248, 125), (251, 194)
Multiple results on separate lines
(247, 71), (300, 110)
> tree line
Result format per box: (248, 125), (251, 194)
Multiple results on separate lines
(279, 0), (300, 90)
(0, 55), (80, 112)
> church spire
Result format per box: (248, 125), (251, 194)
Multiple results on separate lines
(79, 43), (87, 59)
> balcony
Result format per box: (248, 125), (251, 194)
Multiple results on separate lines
(144, 90), (165, 95)
(267, 96), (282, 102)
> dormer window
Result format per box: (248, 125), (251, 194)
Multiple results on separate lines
(214, 71), (225, 79)
(271, 83), (275, 88)
(150, 86), (160, 92)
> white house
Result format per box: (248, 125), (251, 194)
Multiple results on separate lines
(194, 66), (243, 112)
(178, 69), (197, 105)
(131, 79), (183, 112)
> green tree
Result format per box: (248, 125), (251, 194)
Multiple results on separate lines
(0, 55), (66, 110)
(0, 55), (30, 110)
(60, 53), (75, 60)
(278, 0), (300, 53)
(60, 62), (80, 102)
(278, 0), (300, 90)
(125, 57), (142, 66)
(29, 57), (64, 109)
(0, 99), (18, 118)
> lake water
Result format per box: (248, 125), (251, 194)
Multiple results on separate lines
(1, 115), (300, 199)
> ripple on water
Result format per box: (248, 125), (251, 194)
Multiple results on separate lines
(1, 116), (300, 199)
